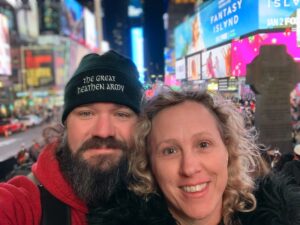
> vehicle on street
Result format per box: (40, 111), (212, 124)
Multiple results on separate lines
(18, 114), (43, 127)
(0, 118), (26, 137)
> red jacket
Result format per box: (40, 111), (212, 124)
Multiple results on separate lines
(0, 142), (88, 225)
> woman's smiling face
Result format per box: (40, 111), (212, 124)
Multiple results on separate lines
(149, 100), (228, 225)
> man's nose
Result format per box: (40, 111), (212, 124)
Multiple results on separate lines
(91, 115), (115, 138)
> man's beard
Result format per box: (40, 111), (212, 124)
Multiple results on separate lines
(56, 136), (130, 207)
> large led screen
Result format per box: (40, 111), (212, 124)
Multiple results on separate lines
(175, 58), (186, 80)
(200, 0), (258, 49)
(131, 27), (144, 84)
(201, 43), (231, 79)
(61, 0), (84, 43)
(0, 14), (11, 76)
(23, 47), (54, 88)
(259, 0), (299, 29)
(18, 0), (39, 38)
(231, 31), (300, 77)
(84, 8), (97, 50)
(187, 53), (201, 81)
(174, 13), (204, 59)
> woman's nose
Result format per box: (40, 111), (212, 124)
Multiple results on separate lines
(179, 151), (202, 177)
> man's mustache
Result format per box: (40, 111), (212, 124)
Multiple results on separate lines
(78, 137), (128, 153)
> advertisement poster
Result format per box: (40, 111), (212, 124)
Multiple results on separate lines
(175, 58), (186, 80)
(200, 0), (258, 49)
(297, 9), (300, 46)
(38, 0), (60, 34)
(24, 48), (54, 88)
(131, 27), (144, 83)
(0, 13), (11, 76)
(84, 8), (97, 50)
(187, 53), (201, 81)
(259, 0), (299, 29)
(61, 0), (84, 43)
(231, 31), (300, 77)
(201, 43), (231, 79)
(174, 13), (204, 59)
(18, 0), (39, 38)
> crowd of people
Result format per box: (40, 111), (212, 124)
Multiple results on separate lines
(0, 50), (299, 225)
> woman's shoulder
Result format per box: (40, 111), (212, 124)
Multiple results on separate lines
(238, 173), (300, 225)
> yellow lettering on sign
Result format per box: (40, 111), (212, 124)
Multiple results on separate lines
(26, 68), (52, 87)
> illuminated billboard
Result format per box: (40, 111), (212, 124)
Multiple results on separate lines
(259, 0), (299, 29)
(61, 0), (84, 43)
(38, 0), (60, 34)
(201, 43), (231, 79)
(200, 0), (259, 49)
(84, 8), (97, 50)
(187, 53), (201, 81)
(23, 47), (54, 88)
(131, 27), (144, 84)
(0, 13), (11, 76)
(175, 58), (186, 80)
(231, 31), (300, 77)
(174, 12), (204, 59)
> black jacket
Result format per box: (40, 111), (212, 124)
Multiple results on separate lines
(88, 174), (300, 225)
(281, 160), (300, 185)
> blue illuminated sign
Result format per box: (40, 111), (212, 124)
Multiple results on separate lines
(200, 0), (259, 49)
(259, 0), (299, 29)
(131, 27), (145, 84)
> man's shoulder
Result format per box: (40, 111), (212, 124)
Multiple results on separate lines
(0, 175), (40, 203)
(0, 175), (41, 225)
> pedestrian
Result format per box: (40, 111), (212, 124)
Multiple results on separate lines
(0, 50), (144, 225)
(293, 144), (300, 160)
(88, 89), (300, 225)
(281, 144), (300, 185)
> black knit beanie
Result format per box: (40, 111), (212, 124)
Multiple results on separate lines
(62, 50), (144, 123)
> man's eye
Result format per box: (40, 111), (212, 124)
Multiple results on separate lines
(162, 147), (177, 155)
(115, 111), (131, 118)
(78, 111), (93, 118)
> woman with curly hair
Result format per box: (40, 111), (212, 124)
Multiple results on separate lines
(88, 89), (300, 225)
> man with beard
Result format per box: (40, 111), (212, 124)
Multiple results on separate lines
(0, 50), (144, 225)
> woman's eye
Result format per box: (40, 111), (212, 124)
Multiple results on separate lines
(162, 147), (177, 155)
(198, 141), (209, 148)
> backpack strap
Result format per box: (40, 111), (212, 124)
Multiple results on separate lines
(27, 173), (71, 225)
(38, 185), (71, 225)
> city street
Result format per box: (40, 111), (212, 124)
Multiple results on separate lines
(0, 124), (48, 162)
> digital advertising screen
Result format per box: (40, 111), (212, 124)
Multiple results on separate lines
(38, 0), (60, 34)
(175, 58), (186, 80)
(200, 0), (259, 49)
(174, 13), (205, 59)
(207, 79), (218, 91)
(61, 0), (84, 43)
(84, 8), (97, 50)
(201, 43), (231, 80)
(0, 13), (11, 76)
(259, 0), (299, 29)
(164, 48), (175, 76)
(128, 0), (143, 18)
(18, 0), (39, 38)
(231, 31), (300, 77)
(131, 27), (145, 84)
(297, 9), (300, 46)
(0, 5), (17, 34)
(187, 53), (201, 81)
(23, 47), (54, 88)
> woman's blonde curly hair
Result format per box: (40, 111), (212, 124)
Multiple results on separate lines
(128, 89), (269, 225)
